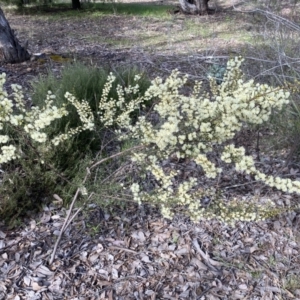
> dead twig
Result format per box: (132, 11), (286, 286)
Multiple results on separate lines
(49, 188), (81, 265)
(89, 144), (144, 170)
(49, 145), (144, 265)
(232, 4), (300, 31)
(192, 238), (222, 273)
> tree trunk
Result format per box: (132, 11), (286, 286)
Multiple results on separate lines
(72, 0), (81, 10)
(179, 0), (209, 15)
(0, 8), (30, 63)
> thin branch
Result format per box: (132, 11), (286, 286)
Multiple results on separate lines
(89, 144), (144, 170)
(49, 187), (81, 265)
(49, 145), (144, 265)
(49, 168), (91, 265)
(192, 239), (222, 272)
(232, 3), (300, 31)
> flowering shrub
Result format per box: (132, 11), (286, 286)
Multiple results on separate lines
(0, 73), (94, 164)
(0, 68), (150, 223)
(103, 57), (297, 225)
(0, 57), (298, 225)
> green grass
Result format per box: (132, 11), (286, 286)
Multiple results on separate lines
(89, 2), (173, 17)
(11, 2), (174, 18)
(283, 274), (300, 292)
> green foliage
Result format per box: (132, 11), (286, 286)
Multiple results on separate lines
(0, 65), (151, 225)
(207, 63), (226, 84)
(31, 63), (150, 154)
(0, 144), (91, 223)
(268, 92), (300, 161)
(7, 1), (172, 18)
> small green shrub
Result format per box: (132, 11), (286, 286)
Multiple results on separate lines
(0, 76), (96, 223)
(268, 92), (300, 161)
(0, 65), (151, 224)
(31, 63), (150, 153)
(207, 62), (226, 84)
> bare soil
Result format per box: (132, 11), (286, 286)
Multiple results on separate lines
(0, 0), (262, 88)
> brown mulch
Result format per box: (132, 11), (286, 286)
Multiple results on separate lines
(1, 199), (300, 299)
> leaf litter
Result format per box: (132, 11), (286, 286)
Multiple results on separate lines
(0, 193), (300, 299)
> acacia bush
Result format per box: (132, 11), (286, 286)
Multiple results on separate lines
(31, 63), (151, 153)
(0, 66), (151, 224)
(111, 57), (298, 225)
(0, 57), (299, 226)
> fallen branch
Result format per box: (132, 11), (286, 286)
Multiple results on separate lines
(49, 181), (86, 265)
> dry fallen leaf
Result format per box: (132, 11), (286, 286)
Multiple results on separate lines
(40, 213), (51, 224)
(36, 265), (54, 277)
(31, 282), (42, 291)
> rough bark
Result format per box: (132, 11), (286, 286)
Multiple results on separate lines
(0, 8), (30, 63)
(179, 0), (209, 15)
(72, 0), (81, 10)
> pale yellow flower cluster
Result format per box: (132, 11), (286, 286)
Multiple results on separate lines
(123, 57), (294, 224)
(11, 84), (26, 112)
(0, 76), (13, 127)
(194, 154), (221, 178)
(98, 73), (146, 128)
(124, 84), (139, 95)
(146, 163), (174, 189)
(0, 145), (17, 163)
(51, 92), (94, 146)
(130, 183), (141, 204)
(0, 73), (96, 163)
(98, 73), (116, 126)
(23, 92), (69, 143)
(212, 197), (277, 225)
(222, 144), (300, 194)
